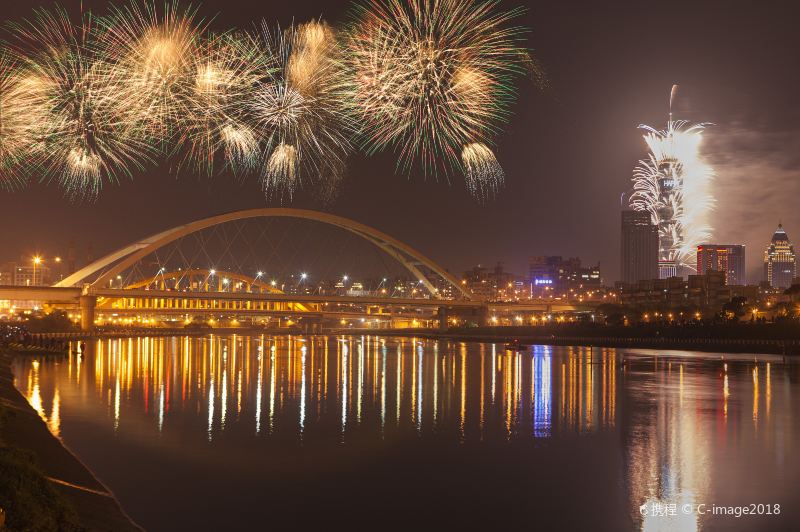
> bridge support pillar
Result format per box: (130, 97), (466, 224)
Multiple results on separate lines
(80, 295), (97, 332)
(437, 306), (449, 332)
(477, 305), (490, 327)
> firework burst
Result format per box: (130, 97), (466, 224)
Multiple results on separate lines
(343, 0), (529, 197)
(0, 51), (33, 189)
(630, 93), (714, 272)
(247, 21), (353, 200)
(95, 1), (205, 144)
(178, 32), (267, 175)
(0, 1), (534, 203)
(7, 7), (153, 200)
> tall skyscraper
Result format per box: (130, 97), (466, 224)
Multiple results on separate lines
(628, 87), (714, 275)
(764, 224), (796, 289)
(697, 244), (746, 285)
(620, 210), (659, 283)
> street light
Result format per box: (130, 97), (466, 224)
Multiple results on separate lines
(32, 256), (42, 286)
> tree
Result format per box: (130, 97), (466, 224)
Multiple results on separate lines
(784, 284), (800, 295)
(721, 296), (748, 322)
(772, 301), (799, 321)
(595, 304), (628, 326)
(24, 311), (76, 333)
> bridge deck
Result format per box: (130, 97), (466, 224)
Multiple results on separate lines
(1, 286), (590, 313)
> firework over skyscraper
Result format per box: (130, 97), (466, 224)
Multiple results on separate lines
(629, 85), (715, 277)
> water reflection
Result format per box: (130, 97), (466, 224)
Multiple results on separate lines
(15, 337), (619, 443)
(11, 338), (799, 531)
(623, 353), (797, 531)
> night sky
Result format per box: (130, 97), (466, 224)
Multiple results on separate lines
(2, 0), (799, 283)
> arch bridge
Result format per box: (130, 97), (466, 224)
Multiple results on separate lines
(0, 209), (594, 332)
(56, 208), (469, 297)
(27, 209), (479, 330)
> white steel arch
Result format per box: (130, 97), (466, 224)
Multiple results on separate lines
(56, 208), (470, 299)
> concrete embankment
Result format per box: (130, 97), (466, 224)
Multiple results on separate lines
(0, 349), (141, 531)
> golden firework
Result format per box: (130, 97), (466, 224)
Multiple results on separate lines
(247, 21), (353, 201)
(7, 7), (153, 200)
(343, 0), (531, 198)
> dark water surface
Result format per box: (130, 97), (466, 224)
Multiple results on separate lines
(11, 335), (800, 531)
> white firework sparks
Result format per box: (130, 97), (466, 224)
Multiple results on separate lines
(461, 142), (504, 201)
(630, 115), (714, 271)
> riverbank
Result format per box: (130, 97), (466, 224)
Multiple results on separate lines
(0, 349), (141, 531)
(346, 323), (800, 355)
(19, 322), (800, 356)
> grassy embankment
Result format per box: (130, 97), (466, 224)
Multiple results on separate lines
(0, 347), (140, 531)
(0, 349), (82, 530)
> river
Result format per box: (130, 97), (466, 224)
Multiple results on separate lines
(11, 335), (800, 531)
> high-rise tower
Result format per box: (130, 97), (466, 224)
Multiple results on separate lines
(697, 245), (746, 285)
(621, 210), (659, 283)
(629, 86), (714, 278)
(763, 224), (796, 289)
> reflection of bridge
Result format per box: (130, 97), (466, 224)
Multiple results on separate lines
(0, 209), (591, 331)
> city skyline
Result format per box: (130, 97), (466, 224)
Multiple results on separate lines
(2, 217), (793, 287)
(1, 0), (799, 283)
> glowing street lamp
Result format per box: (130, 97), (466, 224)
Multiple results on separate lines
(32, 256), (42, 286)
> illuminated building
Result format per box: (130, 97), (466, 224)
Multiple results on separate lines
(1, 261), (52, 286)
(696, 244), (745, 286)
(620, 210), (659, 283)
(462, 263), (516, 301)
(529, 256), (601, 297)
(658, 259), (677, 280)
(619, 270), (729, 312)
(763, 224), (796, 289)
